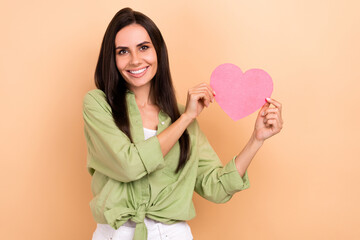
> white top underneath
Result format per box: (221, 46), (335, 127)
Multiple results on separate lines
(143, 127), (157, 140)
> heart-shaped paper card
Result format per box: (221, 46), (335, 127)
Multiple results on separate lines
(210, 63), (273, 121)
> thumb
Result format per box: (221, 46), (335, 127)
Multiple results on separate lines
(258, 102), (270, 117)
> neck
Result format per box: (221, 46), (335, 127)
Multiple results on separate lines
(129, 83), (155, 108)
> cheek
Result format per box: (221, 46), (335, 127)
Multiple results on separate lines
(148, 56), (158, 75)
(147, 54), (158, 74)
(115, 57), (129, 82)
(115, 56), (127, 71)
(146, 49), (158, 65)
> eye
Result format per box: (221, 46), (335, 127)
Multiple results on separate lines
(118, 49), (128, 55)
(140, 45), (149, 51)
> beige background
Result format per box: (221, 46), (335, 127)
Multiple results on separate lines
(1, 0), (360, 239)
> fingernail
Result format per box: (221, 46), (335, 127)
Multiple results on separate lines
(266, 98), (271, 102)
(213, 91), (216, 96)
(261, 111), (265, 116)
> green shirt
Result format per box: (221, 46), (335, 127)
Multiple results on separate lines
(82, 89), (250, 240)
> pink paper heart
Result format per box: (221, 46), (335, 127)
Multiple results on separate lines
(210, 63), (273, 121)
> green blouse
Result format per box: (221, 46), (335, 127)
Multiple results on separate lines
(82, 89), (250, 240)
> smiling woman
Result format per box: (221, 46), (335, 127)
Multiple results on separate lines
(83, 6), (283, 240)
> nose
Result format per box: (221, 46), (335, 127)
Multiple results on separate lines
(130, 52), (140, 66)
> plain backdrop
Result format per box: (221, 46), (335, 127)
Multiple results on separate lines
(1, 0), (360, 239)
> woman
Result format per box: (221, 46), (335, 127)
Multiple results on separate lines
(83, 7), (283, 240)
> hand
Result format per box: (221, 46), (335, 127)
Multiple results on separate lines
(253, 98), (283, 142)
(183, 83), (215, 120)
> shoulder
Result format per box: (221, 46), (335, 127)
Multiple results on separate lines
(82, 89), (111, 113)
(83, 89), (106, 102)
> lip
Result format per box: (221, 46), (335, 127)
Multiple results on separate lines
(126, 66), (149, 78)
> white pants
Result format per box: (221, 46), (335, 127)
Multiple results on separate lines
(92, 218), (193, 240)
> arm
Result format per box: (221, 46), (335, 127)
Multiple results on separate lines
(234, 133), (263, 178)
(194, 120), (250, 204)
(83, 92), (165, 182)
(157, 113), (193, 156)
(194, 94), (283, 203)
(235, 98), (284, 177)
(157, 83), (215, 156)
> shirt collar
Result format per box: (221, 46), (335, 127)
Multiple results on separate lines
(125, 91), (171, 143)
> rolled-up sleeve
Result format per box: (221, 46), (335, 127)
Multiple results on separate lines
(82, 92), (165, 183)
(194, 121), (250, 203)
(218, 156), (250, 195)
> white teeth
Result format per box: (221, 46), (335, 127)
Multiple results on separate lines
(129, 67), (147, 74)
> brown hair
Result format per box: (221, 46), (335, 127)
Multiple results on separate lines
(94, 8), (190, 172)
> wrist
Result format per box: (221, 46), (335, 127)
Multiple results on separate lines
(250, 131), (264, 148)
(181, 112), (195, 124)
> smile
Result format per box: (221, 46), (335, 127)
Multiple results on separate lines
(128, 66), (149, 75)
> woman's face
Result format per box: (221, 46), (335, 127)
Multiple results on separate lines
(114, 24), (158, 91)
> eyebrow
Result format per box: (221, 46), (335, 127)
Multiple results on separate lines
(115, 41), (151, 50)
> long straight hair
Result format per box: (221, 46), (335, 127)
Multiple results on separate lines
(94, 8), (190, 172)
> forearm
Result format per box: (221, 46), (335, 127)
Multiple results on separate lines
(157, 113), (193, 157)
(235, 132), (264, 177)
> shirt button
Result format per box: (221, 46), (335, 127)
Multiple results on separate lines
(161, 121), (165, 125)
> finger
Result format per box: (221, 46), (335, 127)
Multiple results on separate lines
(263, 108), (282, 121)
(204, 83), (216, 97)
(190, 88), (212, 99)
(263, 116), (277, 126)
(264, 113), (278, 121)
(190, 91), (211, 107)
(206, 85), (216, 103)
(263, 108), (279, 114)
(264, 119), (277, 128)
(194, 83), (216, 101)
(259, 102), (271, 117)
(195, 84), (215, 102)
(264, 118), (282, 131)
(264, 115), (283, 129)
(268, 110), (283, 125)
(189, 87), (211, 96)
(265, 98), (283, 119)
(266, 98), (282, 110)
(265, 108), (284, 125)
(190, 89), (212, 106)
(196, 82), (213, 92)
